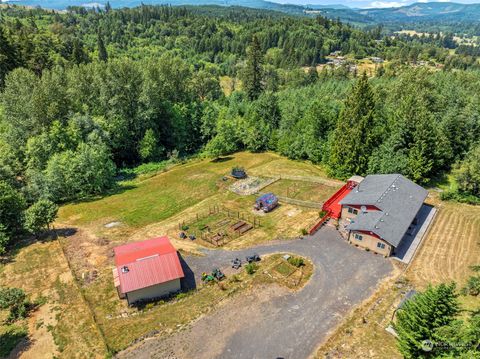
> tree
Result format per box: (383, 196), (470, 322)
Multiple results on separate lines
(394, 283), (459, 359)
(24, 199), (58, 235)
(328, 73), (377, 178)
(306, 67), (318, 84)
(43, 142), (116, 202)
(454, 145), (480, 197)
(0, 26), (19, 88)
(0, 181), (25, 236)
(244, 93), (281, 152)
(204, 110), (241, 159)
(71, 39), (89, 65)
(0, 224), (9, 255)
(97, 31), (108, 62)
(243, 35), (264, 101)
(139, 129), (164, 162)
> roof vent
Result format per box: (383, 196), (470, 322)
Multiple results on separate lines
(121, 266), (129, 273)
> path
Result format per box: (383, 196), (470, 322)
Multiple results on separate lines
(118, 227), (393, 359)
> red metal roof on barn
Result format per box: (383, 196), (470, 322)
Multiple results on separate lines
(113, 236), (184, 294)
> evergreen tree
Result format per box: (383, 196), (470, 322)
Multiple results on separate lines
(243, 35), (264, 101)
(0, 27), (19, 88)
(394, 283), (459, 359)
(306, 67), (318, 84)
(97, 31), (108, 62)
(71, 39), (89, 65)
(328, 73), (377, 178)
(455, 144), (480, 196)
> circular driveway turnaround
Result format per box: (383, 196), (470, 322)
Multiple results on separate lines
(118, 227), (393, 359)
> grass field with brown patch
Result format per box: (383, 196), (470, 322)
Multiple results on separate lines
(1, 152), (335, 356)
(0, 239), (107, 358)
(263, 179), (339, 203)
(406, 202), (480, 287)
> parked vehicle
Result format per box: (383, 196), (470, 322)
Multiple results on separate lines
(246, 253), (261, 263)
(231, 258), (242, 269)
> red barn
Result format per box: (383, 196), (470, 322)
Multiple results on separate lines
(112, 236), (184, 305)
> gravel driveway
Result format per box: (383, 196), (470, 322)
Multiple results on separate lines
(118, 227), (393, 359)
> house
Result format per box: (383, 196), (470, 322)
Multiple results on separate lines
(112, 236), (184, 305)
(338, 174), (428, 256)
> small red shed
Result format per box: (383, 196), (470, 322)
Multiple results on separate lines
(113, 236), (184, 305)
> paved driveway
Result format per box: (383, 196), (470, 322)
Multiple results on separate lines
(119, 227), (392, 359)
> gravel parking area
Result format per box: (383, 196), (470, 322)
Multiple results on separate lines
(118, 227), (393, 359)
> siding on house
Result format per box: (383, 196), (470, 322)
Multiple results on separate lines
(126, 278), (181, 304)
(341, 206), (358, 221)
(349, 230), (392, 256)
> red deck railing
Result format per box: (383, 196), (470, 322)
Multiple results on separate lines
(308, 211), (331, 235)
(309, 182), (357, 235)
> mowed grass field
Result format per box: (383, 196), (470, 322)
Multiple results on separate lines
(263, 179), (339, 203)
(1, 152), (335, 356)
(316, 199), (480, 358)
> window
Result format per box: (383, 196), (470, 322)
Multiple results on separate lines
(377, 242), (386, 249)
(354, 233), (363, 241)
(348, 207), (358, 215)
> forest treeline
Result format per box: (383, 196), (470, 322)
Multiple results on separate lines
(1, 3), (479, 86)
(0, 5), (479, 253)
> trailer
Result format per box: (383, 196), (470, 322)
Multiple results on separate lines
(254, 193), (279, 213)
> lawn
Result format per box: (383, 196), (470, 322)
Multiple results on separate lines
(263, 179), (340, 203)
(59, 152), (278, 228)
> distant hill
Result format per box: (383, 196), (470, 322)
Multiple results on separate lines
(10, 0), (480, 31)
(311, 2), (480, 25)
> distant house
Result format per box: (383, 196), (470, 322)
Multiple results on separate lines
(113, 236), (184, 305)
(338, 174), (428, 256)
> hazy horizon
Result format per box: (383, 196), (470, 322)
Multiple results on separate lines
(3, 0), (480, 10)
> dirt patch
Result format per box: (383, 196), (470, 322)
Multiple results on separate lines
(7, 303), (59, 359)
(118, 284), (289, 359)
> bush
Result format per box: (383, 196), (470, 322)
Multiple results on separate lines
(288, 256), (305, 267)
(462, 276), (480, 296)
(24, 199), (58, 235)
(300, 228), (308, 236)
(0, 287), (31, 323)
(245, 263), (258, 275)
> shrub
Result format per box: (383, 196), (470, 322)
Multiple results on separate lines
(175, 292), (189, 300)
(0, 287), (31, 323)
(245, 263), (258, 275)
(462, 276), (480, 296)
(288, 256), (305, 267)
(300, 228), (308, 236)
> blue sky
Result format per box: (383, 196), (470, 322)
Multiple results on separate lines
(271, 0), (480, 9)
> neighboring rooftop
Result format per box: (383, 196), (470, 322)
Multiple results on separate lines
(340, 174), (428, 247)
(114, 236), (184, 294)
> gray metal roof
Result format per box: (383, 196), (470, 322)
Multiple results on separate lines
(341, 174), (428, 247)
